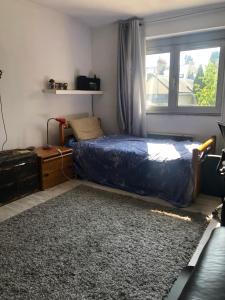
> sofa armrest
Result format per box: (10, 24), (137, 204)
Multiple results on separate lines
(179, 227), (225, 300)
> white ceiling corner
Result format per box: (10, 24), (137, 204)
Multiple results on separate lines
(28, 0), (225, 27)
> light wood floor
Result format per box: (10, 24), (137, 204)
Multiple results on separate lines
(0, 179), (221, 266)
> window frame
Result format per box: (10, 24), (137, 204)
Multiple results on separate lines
(146, 35), (225, 116)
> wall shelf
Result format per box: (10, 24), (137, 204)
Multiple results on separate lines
(43, 89), (104, 95)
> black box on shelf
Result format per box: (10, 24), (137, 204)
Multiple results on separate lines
(76, 75), (100, 91)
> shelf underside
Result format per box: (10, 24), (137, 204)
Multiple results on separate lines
(43, 89), (104, 95)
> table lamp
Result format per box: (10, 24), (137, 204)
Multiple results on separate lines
(43, 117), (66, 150)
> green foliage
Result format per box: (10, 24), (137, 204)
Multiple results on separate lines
(194, 62), (218, 106)
(192, 50), (219, 106)
(193, 65), (204, 95)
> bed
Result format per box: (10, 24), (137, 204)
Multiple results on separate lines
(59, 117), (216, 207)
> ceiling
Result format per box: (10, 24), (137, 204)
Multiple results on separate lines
(29, 0), (225, 27)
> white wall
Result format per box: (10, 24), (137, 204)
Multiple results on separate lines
(92, 8), (225, 148)
(92, 23), (119, 134)
(0, 0), (92, 149)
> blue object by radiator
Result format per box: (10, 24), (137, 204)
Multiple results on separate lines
(71, 135), (200, 207)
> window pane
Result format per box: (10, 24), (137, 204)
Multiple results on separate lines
(178, 47), (220, 107)
(146, 52), (170, 108)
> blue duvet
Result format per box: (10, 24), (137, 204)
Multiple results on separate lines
(71, 135), (200, 207)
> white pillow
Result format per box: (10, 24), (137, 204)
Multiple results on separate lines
(69, 116), (104, 141)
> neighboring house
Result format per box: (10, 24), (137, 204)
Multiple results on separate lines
(146, 74), (196, 107)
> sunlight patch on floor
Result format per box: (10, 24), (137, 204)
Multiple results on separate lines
(150, 209), (192, 221)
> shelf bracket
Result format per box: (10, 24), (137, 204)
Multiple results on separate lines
(91, 95), (94, 116)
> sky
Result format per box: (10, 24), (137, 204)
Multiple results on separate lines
(146, 47), (220, 71)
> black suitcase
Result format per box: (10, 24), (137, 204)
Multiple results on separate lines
(0, 149), (40, 203)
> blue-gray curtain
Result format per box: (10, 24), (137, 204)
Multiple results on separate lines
(117, 18), (146, 136)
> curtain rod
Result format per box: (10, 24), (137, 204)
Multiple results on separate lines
(144, 5), (225, 25)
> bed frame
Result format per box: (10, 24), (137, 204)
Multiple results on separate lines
(58, 117), (216, 201)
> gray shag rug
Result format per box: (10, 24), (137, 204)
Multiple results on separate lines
(0, 185), (207, 300)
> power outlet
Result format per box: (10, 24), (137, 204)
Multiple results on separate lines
(0, 70), (2, 79)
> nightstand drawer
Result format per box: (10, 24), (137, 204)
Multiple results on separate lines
(42, 165), (73, 189)
(35, 146), (74, 190)
(42, 154), (72, 174)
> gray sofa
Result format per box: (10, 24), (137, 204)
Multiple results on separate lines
(167, 226), (225, 299)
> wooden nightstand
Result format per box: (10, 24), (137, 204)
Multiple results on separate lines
(35, 146), (74, 190)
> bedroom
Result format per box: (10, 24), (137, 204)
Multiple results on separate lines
(1, 0), (225, 299)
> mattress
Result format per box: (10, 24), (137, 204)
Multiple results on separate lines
(70, 135), (200, 207)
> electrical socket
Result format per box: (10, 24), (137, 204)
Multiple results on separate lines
(0, 70), (3, 79)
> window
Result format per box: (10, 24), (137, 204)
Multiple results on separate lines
(146, 30), (225, 115)
(146, 52), (170, 107)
